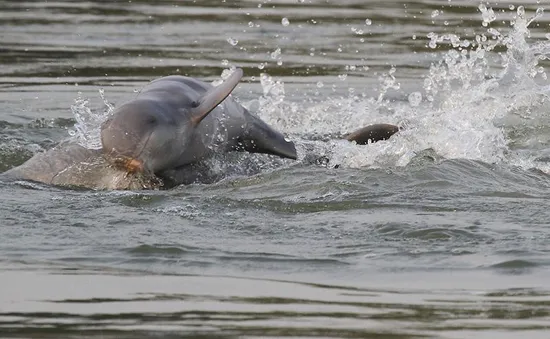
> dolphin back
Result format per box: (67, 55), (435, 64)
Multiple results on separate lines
(1, 142), (97, 184)
(2, 141), (161, 190)
(51, 154), (161, 190)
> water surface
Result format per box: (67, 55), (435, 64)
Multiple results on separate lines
(1, 1), (550, 338)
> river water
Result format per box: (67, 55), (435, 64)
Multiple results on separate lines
(1, 0), (550, 338)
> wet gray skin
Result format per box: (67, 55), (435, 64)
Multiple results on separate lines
(100, 68), (298, 179)
(344, 123), (399, 145)
(1, 141), (161, 190)
(0, 123), (399, 190)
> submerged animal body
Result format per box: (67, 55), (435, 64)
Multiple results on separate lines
(100, 68), (298, 179)
(1, 141), (161, 190)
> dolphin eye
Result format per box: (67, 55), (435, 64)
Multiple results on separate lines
(147, 116), (157, 125)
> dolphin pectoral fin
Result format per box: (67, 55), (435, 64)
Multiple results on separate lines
(344, 123), (399, 145)
(190, 68), (244, 125)
(235, 112), (297, 160)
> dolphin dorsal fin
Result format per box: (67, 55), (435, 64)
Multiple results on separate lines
(190, 68), (244, 125)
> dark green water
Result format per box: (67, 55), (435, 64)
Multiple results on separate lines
(1, 1), (550, 338)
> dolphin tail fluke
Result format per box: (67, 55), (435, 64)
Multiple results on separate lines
(236, 111), (297, 160)
(344, 123), (399, 145)
(190, 68), (244, 125)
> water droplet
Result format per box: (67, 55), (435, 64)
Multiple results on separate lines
(270, 47), (281, 59)
(487, 28), (501, 36)
(338, 74), (347, 81)
(431, 10), (440, 18)
(479, 4), (496, 27)
(316, 81), (324, 88)
(281, 17), (290, 26)
(365, 19), (372, 25)
(509, 4), (515, 10)
(226, 37), (238, 46)
(248, 21), (254, 27)
(351, 27), (364, 35)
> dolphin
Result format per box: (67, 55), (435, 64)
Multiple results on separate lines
(0, 123), (399, 190)
(100, 68), (297, 179)
(1, 141), (161, 190)
(1, 64), (399, 191)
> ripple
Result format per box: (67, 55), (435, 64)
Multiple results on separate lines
(125, 244), (199, 256)
(2, 1), (550, 337)
(403, 228), (478, 241)
(2, 269), (550, 338)
(490, 260), (541, 269)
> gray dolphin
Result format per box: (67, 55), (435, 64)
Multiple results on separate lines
(1, 141), (161, 190)
(100, 68), (297, 178)
(0, 123), (399, 190)
(1, 65), (399, 191)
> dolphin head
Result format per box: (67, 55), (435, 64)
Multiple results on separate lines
(101, 69), (245, 175)
(101, 101), (187, 174)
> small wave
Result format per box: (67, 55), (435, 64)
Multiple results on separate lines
(490, 259), (541, 269)
(125, 244), (200, 256)
(373, 224), (480, 241)
(153, 204), (204, 219)
(213, 253), (348, 266)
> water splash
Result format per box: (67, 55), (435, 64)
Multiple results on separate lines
(65, 6), (550, 175)
(212, 66), (239, 87)
(68, 89), (114, 149)
(273, 5), (550, 170)
(245, 73), (303, 134)
(410, 5), (550, 170)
